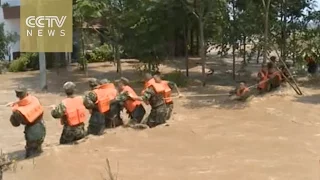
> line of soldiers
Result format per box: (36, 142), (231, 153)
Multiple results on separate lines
(229, 56), (286, 101)
(6, 72), (182, 159)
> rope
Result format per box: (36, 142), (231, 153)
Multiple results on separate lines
(170, 93), (230, 98)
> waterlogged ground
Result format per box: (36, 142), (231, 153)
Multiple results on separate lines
(0, 62), (320, 180)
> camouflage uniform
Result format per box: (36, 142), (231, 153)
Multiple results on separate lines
(10, 86), (46, 158)
(115, 92), (146, 125)
(105, 101), (123, 128)
(267, 70), (281, 90)
(10, 112), (46, 158)
(51, 96), (86, 144)
(165, 81), (176, 120)
(141, 87), (167, 128)
(83, 91), (106, 135)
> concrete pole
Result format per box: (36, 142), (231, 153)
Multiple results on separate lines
(39, 52), (47, 90)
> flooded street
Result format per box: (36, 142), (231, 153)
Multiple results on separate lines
(1, 63), (320, 180)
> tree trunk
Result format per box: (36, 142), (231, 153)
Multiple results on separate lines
(115, 42), (122, 76)
(263, 8), (269, 63)
(190, 28), (194, 56)
(39, 52), (47, 91)
(184, 22), (189, 77)
(256, 46), (261, 64)
(282, 0), (287, 62)
(196, 27), (200, 56)
(243, 35), (247, 65)
(232, 0), (236, 79)
(199, 19), (206, 86)
(232, 43), (236, 80)
(55, 52), (60, 75)
(293, 29), (296, 66)
(80, 27), (88, 76)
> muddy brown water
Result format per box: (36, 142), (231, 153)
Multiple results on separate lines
(1, 63), (320, 180)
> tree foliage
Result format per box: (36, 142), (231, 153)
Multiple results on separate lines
(72, 0), (320, 72)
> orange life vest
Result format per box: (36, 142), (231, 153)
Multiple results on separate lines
(62, 96), (87, 126)
(12, 95), (44, 124)
(99, 83), (118, 100)
(160, 80), (172, 103)
(142, 78), (156, 95)
(150, 83), (165, 95)
(257, 70), (268, 89)
(236, 87), (249, 96)
(93, 88), (110, 113)
(143, 78), (155, 89)
(269, 71), (282, 81)
(142, 79), (165, 105)
(121, 85), (141, 113)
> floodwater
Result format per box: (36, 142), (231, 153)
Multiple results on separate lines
(1, 62), (320, 180)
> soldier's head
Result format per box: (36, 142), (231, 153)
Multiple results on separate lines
(153, 71), (162, 83)
(270, 56), (276, 63)
(63, 81), (76, 96)
(144, 72), (153, 82)
(15, 85), (28, 99)
(239, 81), (246, 90)
(100, 78), (110, 85)
(116, 77), (129, 90)
(88, 78), (100, 90)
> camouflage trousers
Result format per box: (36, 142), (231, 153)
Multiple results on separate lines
(87, 110), (106, 136)
(165, 103), (174, 120)
(268, 77), (281, 91)
(146, 104), (167, 128)
(128, 104), (146, 125)
(105, 102), (123, 128)
(60, 123), (86, 144)
(24, 120), (46, 158)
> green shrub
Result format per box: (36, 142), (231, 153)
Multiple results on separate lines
(87, 44), (113, 63)
(163, 70), (188, 87)
(8, 56), (29, 72)
(25, 53), (39, 70)
(8, 53), (38, 72)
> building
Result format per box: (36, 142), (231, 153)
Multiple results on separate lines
(0, 0), (20, 60)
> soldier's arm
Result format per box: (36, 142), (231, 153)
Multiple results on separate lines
(9, 111), (23, 127)
(51, 103), (66, 119)
(168, 81), (182, 95)
(83, 91), (97, 109)
(129, 88), (153, 102)
(114, 92), (129, 102)
(141, 88), (153, 102)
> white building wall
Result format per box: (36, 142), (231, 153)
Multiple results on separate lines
(1, 0), (20, 60)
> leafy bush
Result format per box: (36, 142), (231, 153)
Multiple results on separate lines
(25, 53), (39, 70)
(8, 56), (29, 72)
(0, 60), (9, 74)
(8, 53), (38, 72)
(163, 70), (188, 87)
(87, 44), (113, 63)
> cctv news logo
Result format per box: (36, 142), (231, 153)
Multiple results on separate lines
(25, 16), (67, 37)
